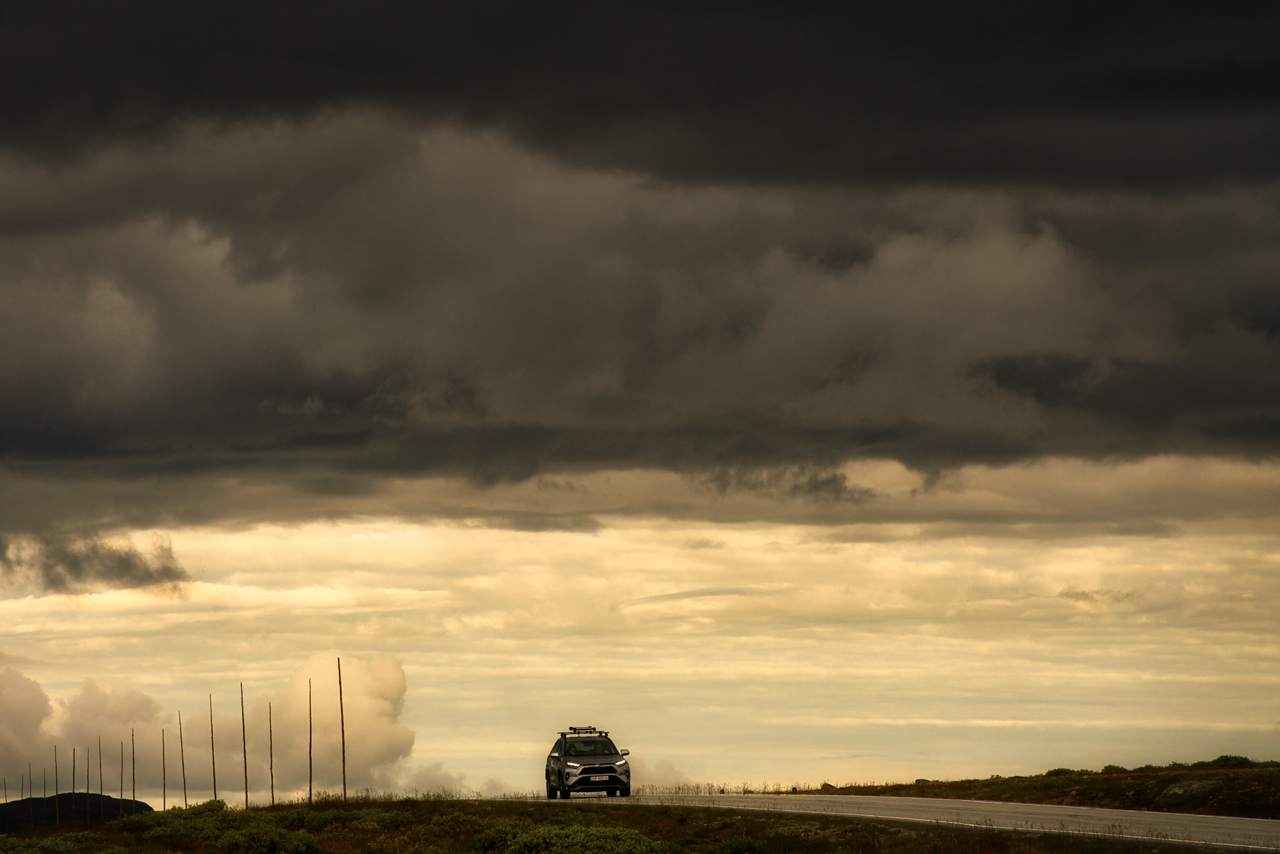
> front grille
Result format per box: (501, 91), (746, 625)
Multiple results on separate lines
(580, 765), (616, 775)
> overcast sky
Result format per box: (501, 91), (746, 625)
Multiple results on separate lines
(2, 1), (1279, 800)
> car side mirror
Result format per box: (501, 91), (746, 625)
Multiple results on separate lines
(550, 752), (559, 758)
(620, 749), (630, 756)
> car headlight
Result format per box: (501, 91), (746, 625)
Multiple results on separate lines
(615, 759), (628, 766)
(567, 761), (581, 768)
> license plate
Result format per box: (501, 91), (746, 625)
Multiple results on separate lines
(590, 775), (609, 781)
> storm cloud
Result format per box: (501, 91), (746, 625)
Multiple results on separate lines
(3, 1), (1280, 188)
(0, 6), (1278, 538)
(0, 533), (188, 593)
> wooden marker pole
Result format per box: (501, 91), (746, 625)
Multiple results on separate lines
(307, 678), (313, 805)
(179, 712), (188, 807)
(54, 745), (59, 825)
(131, 728), (136, 815)
(240, 683), (248, 811)
(162, 729), (166, 810)
(268, 702), (274, 806)
(98, 736), (104, 823)
(118, 742), (123, 817)
(337, 658), (346, 802)
(71, 748), (76, 818)
(209, 695), (218, 801)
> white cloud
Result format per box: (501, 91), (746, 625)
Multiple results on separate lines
(0, 653), (441, 804)
(243, 651), (415, 795)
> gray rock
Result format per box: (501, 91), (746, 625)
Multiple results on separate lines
(1157, 780), (1224, 807)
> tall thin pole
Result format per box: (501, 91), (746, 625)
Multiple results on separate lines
(118, 742), (123, 817)
(162, 729), (166, 811)
(54, 745), (59, 825)
(307, 678), (313, 805)
(43, 767), (47, 825)
(240, 683), (249, 811)
(84, 746), (89, 823)
(28, 764), (34, 829)
(337, 658), (346, 802)
(179, 712), (188, 807)
(131, 728), (136, 815)
(72, 747), (76, 819)
(99, 736), (104, 823)
(268, 702), (274, 807)
(209, 695), (218, 801)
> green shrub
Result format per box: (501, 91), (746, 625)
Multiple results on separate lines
(421, 812), (487, 838)
(350, 808), (414, 832)
(1207, 755), (1255, 768)
(717, 838), (767, 854)
(0, 832), (106, 854)
(474, 820), (532, 853)
(504, 826), (662, 854)
(216, 822), (316, 854)
(545, 810), (613, 828)
(306, 810), (343, 834)
(1044, 768), (1076, 777)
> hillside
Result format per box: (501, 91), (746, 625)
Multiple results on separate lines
(0, 793), (1186, 854)
(808, 756), (1280, 819)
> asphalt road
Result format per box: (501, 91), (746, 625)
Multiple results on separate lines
(614, 794), (1280, 850)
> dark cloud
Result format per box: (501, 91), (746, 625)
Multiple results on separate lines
(2, 2), (1280, 188)
(479, 513), (603, 534)
(0, 7), (1278, 537)
(0, 117), (1277, 533)
(0, 534), (189, 593)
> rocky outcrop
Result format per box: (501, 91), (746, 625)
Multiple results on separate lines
(1157, 780), (1224, 808)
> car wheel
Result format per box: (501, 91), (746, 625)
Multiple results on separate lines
(620, 786), (631, 797)
(546, 777), (557, 800)
(607, 787), (617, 797)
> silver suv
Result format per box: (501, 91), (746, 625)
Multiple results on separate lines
(545, 726), (632, 798)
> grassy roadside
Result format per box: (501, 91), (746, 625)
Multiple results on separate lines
(799, 757), (1280, 820)
(0, 794), (1206, 854)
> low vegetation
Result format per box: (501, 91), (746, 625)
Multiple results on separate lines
(800, 756), (1280, 819)
(0, 793), (1197, 854)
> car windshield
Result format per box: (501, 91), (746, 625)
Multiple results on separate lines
(564, 738), (618, 756)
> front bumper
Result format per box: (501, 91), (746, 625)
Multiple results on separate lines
(564, 767), (630, 792)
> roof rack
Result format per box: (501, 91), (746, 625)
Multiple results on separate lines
(559, 726), (610, 738)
